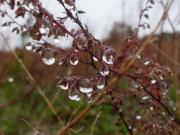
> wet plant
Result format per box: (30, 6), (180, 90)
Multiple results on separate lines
(0, 0), (179, 134)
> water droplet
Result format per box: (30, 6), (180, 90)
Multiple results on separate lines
(39, 27), (46, 34)
(160, 76), (164, 80)
(80, 87), (93, 93)
(42, 57), (55, 65)
(29, 3), (34, 10)
(42, 50), (55, 65)
(142, 96), (149, 100)
(168, 100), (173, 106)
(74, 49), (79, 52)
(136, 54), (141, 59)
(97, 78), (105, 89)
(93, 56), (98, 61)
(87, 98), (92, 103)
(59, 60), (63, 65)
(58, 57), (66, 66)
(128, 126), (132, 130)
(54, 38), (60, 43)
(70, 54), (78, 65)
(74, 97), (80, 101)
(8, 77), (14, 83)
(136, 115), (141, 120)
(57, 79), (69, 90)
(102, 55), (114, 65)
(68, 90), (79, 100)
(100, 65), (109, 76)
(150, 107), (154, 111)
(74, 34), (87, 50)
(2, 26), (7, 31)
(60, 34), (68, 41)
(151, 80), (156, 84)
(87, 92), (92, 98)
(33, 130), (39, 135)
(144, 61), (150, 65)
(25, 44), (32, 51)
(79, 78), (93, 93)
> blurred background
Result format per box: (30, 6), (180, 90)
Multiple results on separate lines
(0, 0), (180, 134)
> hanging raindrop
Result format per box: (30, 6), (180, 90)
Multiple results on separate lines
(39, 27), (46, 34)
(54, 38), (60, 43)
(93, 56), (98, 61)
(102, 54), (114, 65)
(144, 61), (150, 65)
(25, 43), (32, 51)
(87, 92), (92, 98)
(68, 90), (79, 100)
(79, 78), (93, 93)
(136, 115), (141, 120)
(8, 77), (14, 83)
(97, 78), (105, 89)
(57, 78), (69, 90)
(74, 97), (80, 101)
(42, 50), (55, 65)
(70, 54), (79, 65)
(142, 96), (149, 100)
(100, 65), (109, 76)
(151, 79), (156, 84)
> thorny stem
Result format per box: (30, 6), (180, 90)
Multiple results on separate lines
(56, 1), (175, 134)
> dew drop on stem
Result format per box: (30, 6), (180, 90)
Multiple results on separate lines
(97, 78), (105, 89)
(136, 115), (141, 120)
(74, 97), (80, 101)
(87, 92), (92, 98)
(100, 65), (109, 76)
(151, 79), (156, 84)
(25, 43), (33, 51)
(39, 27), (46, 34)
(102, 54), (114, 65)
(93, 56), (98, 61)
(54, 38), (60, 43)
(8, 77), (14, 83)
(70, 54), (79, 65)
(144, 61), (150, 65)
(79, 78), (93, 93)
(68, 89), (79, 100)
(42, 57), (55, 65)
(42, 50), (55, 65)
(57, 78), (69, 90)
(1, 26), (7, 31)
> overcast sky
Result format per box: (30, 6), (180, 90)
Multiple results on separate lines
(0, 0), (180, 50)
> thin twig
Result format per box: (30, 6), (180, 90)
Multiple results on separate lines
(90, 111), (102, 135)
(21, 118), (43, 135)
